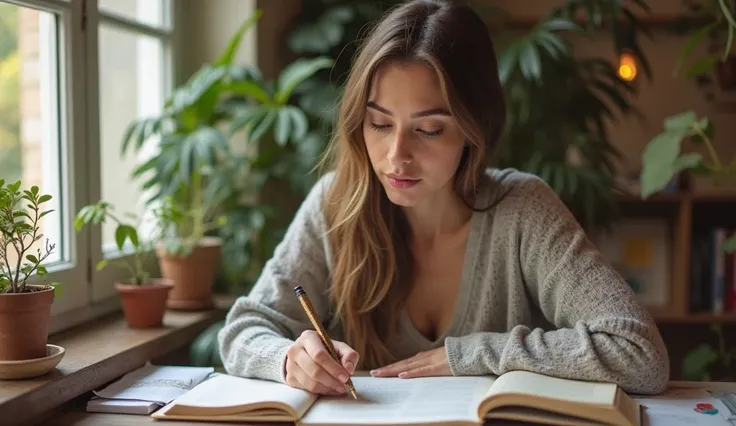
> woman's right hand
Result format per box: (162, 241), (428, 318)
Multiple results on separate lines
(285, 330), (360, 395)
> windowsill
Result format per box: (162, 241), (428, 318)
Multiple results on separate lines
(0, 295), (234, 426)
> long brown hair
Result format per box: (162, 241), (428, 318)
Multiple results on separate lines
(318, 0), (506, 369)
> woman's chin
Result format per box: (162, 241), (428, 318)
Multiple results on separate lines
(383, 186), (418, 207)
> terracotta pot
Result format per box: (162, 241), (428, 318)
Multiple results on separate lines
(0, 285), (55, 361)
(115, 279), (173, 328)
(156, 237), (221, 310)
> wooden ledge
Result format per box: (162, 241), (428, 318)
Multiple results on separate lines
(0, 296), (233, 426)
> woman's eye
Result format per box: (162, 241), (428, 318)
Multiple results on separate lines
(370, 123), (391, 132)
(418, 128), (443, 137)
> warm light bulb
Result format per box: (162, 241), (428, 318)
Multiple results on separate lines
(617, 51), (637, 81)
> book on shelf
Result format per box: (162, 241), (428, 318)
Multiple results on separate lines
(151, 370), (641, 426)
(690, 227), (736, 315)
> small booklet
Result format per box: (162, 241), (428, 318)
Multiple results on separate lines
(86, 396), (160, 415)
(88, 363), (215, 415)
(151, 370), (641, 426)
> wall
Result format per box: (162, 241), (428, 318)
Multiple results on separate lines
(174, 0), (258, 84)
(174, 0), (303, 84)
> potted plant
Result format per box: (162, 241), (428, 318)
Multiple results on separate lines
(115, 13), (264, 310)
(120, 9), (333, 310)
(74, 201), (173, 328)
(0, 179), (58, 361)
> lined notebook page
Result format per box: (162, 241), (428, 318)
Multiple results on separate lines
(301, 376), (494, 425)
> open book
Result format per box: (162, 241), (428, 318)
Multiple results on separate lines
(151, 370), (640, 426)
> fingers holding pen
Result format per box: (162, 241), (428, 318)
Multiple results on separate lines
(302, 332), (351, 389)
(285, 331), (350, 395)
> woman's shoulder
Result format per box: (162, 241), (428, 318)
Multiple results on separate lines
(478, 167), (554, 206)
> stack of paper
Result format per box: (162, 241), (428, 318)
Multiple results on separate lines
(87, 363), (215, 415)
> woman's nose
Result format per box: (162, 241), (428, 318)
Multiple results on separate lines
(387, 133), (412, 165)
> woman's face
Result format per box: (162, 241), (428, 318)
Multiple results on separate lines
(363, 60), (466, 209)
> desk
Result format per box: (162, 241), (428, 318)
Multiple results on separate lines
(35, 381), (736, 426)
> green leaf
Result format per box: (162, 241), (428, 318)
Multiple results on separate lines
(214, 9), (262, 67)
(724, 234), (736, 254)
(228, 106), (264, 136)
(539, 18), (579, 32)
(228, 81), (272, 104)
(287, 107), (309, 142)
(115, 225), (129, 251)
(249, 109), (278, 142)
(124, 225), (139, 247)
(682, 344), (718, 380)
(640, 128), (689, 198)
(672, 152), (703, 170)
(275, 57), (334, 104)
(26, 254), (38, 263)
(96, 259), (109, 271)
(674, 22), (717, 77)
(687, 56), (719, 78)
(664, 110), (698, 131)
(38, 194), (51, 204)
(519, 42), (542, 82)
(275, 108), (292, 146)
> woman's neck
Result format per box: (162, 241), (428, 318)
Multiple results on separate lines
(402, 191), (472, 245)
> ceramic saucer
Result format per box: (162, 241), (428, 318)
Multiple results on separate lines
(0, 344), (65, 380)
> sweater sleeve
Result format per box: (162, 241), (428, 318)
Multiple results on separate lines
(445, 176), (670, 395)
(217, 173), (334, 383)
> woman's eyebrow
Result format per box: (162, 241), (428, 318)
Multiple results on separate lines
(367, 101), (451, 118)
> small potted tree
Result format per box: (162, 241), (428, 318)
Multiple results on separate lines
(75, 201), (172, 328)
(0, 179), (59, 361)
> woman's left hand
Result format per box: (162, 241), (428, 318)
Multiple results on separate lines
(370, 346), (451, 378)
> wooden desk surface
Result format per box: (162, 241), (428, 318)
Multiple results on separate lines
(35, 380), (736, 426)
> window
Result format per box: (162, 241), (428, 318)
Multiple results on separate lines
(94, 0), (173, 302)
(0, 0), (176, 331)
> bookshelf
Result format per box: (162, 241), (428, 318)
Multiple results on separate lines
(614, 192), (736, 324)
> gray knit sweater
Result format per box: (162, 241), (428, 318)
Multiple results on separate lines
(218, 168), (670, 395)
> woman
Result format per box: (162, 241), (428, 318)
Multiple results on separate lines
(218, 0), (669, 396)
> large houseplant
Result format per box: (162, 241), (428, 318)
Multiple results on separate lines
(74, 201), (172, 328)
(119, 12), (263, 310)
(122, 9), (333, 307)
(0, 179), (58, 361)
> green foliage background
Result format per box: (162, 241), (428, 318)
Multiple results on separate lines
(0, 3), (21, 184)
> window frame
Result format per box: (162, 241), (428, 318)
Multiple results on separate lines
(2, 0), (178, 334)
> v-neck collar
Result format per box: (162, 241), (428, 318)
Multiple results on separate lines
(399, 175), (489, 348)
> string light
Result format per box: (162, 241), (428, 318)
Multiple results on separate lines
(617, 50), (637, 81)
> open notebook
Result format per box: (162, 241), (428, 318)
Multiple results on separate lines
(151, 370), (640, 426)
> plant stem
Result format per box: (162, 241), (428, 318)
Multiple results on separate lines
(191, 170), (203, 245)
(694, 123), (723, 171)
(12, 196), (33, 291)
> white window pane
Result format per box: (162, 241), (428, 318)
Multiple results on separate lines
(98, 0), (169, 29)
(0, 3), (64, 267)
(98, 24), (165, 252)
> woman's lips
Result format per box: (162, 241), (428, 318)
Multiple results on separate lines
(386, 174), (420, 189)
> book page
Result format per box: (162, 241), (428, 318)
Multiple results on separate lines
(165, 374), (318, 418)
(634, 389), (731, 426)
(486, 371), (617, 406)
(301, 376), (495, 425)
